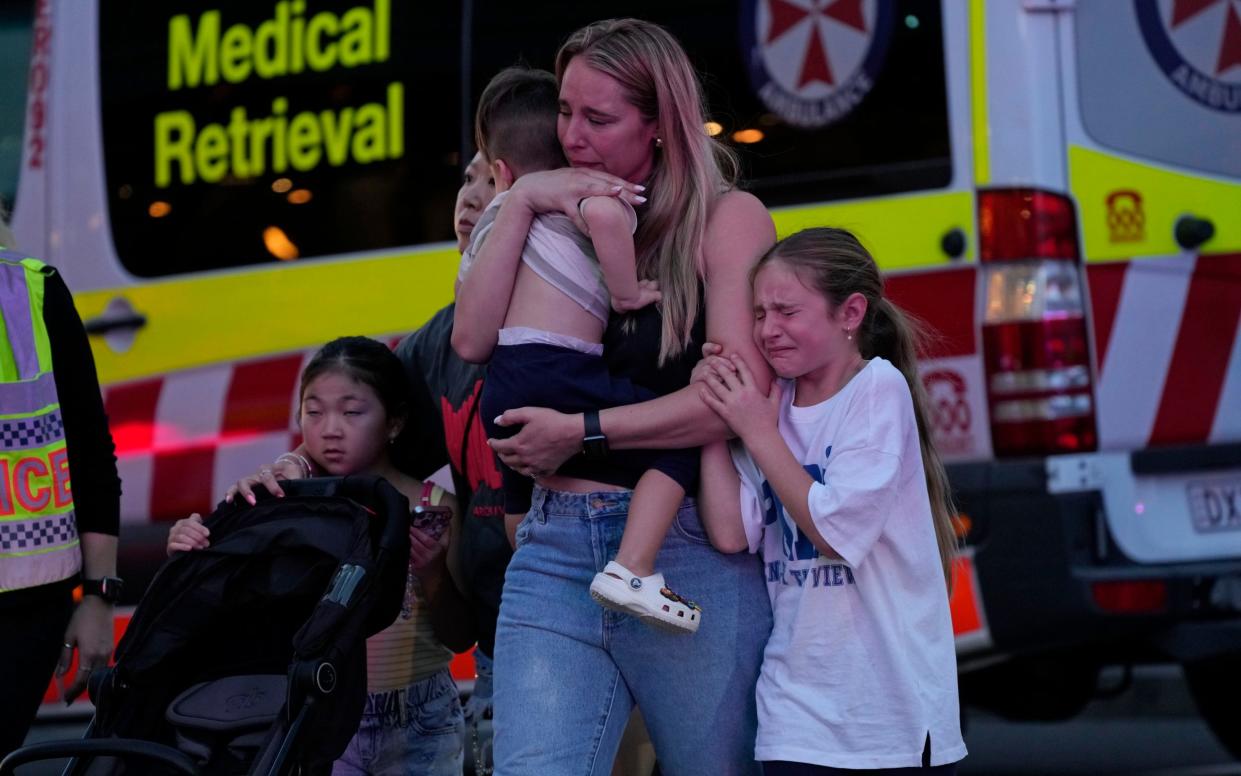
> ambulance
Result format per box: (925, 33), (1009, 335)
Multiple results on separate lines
(6, 0), (1240, 751)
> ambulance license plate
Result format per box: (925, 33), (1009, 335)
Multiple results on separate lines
(1188, 479), (1241, 533)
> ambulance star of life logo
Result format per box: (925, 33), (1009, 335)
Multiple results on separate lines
(1135, 0), (1241, 113)
(740, 0), (894, 129)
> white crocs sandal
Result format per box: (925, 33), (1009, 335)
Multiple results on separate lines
(589, 561), (702, 634)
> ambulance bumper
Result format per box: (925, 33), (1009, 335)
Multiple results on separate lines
(948, 442), (1241, 664)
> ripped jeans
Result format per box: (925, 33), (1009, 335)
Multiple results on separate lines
(332, 668), (464, 776)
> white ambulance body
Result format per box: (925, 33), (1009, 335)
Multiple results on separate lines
(7, 0), (1241, 747)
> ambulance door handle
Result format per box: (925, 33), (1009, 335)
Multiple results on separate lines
(83, 295), (148, 335)
(83, 310), (147, 335)
(941, 227), (967, 260)
(1174, 215), (1214, 251)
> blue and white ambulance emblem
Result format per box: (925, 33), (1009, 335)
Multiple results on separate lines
(1135, 0), (1241, 113)
(740, 0), (894, 129)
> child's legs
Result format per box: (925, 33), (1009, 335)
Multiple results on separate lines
(614, 469), (684, 576)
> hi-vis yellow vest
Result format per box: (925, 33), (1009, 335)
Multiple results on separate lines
(0, 252), (80, 592)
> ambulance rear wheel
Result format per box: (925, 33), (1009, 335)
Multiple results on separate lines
(1184, 656), (1241, 761)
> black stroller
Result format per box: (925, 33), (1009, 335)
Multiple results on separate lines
(1, 476), (411, 776)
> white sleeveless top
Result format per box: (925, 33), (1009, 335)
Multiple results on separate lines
(457, 190), (638, 325)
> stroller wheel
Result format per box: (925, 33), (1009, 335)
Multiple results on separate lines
(314, 662), (337, 695)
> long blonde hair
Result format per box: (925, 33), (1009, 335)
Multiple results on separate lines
(556, 19), (738, 364)
(758, 228), (960, 590)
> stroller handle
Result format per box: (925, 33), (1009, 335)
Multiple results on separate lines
(0, 738), (199, 776)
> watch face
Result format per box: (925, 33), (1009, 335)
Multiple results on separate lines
(583, 436), (608, 460)
(86, 577), (124, 602)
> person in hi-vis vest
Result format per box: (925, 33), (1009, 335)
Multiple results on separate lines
(0, 209), (121, 759)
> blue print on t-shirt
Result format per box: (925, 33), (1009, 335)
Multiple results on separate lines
(764, 458), (827, 561)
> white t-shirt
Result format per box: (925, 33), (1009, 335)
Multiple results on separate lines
(733, 358), (967, 769)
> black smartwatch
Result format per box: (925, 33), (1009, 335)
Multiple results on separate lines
(81, 576), (124, 604)
(582, 410), (609, 460)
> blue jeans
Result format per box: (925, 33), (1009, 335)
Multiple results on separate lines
(332, 668), (465, 776)
(493, 487), (772, 776)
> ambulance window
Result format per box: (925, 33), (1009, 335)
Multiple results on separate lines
(99, 2), (463, 278)
(1075, 1), (1241, 180)
(0, 4), (33, 209)
(470, 0), (951, 206)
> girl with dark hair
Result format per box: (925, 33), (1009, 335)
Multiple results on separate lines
(696, 227), (967, 774)
(168, 336), (468, 775)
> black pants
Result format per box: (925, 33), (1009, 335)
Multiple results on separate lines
(0, 581), (75, 759)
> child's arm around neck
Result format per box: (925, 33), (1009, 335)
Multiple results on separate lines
(581, 196), (653, 313)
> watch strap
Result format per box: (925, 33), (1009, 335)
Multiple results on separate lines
(82, 576), (123, 603)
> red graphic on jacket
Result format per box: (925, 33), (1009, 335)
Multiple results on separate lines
(441, 379), (503, 493)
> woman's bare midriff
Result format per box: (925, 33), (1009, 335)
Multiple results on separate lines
(538, 474), (629, 494)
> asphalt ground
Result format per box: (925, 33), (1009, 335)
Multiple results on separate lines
(12, 666), (1237, 776)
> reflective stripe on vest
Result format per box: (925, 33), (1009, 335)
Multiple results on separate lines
(0, 252), (80, 592)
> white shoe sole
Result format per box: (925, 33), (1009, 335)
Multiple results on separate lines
(589, 573), (701, 634)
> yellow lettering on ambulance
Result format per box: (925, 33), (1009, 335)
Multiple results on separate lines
(194, 124), (229, 183)
(219, 24), (253, 84)
(167, 11), (219, 90)
(270, 97), (290, 171)
(228, 107), (251, 178)
(338, 8), (373, 67)
(352, 103), (385, 163)
(320, 108), (355, 166)
(287, 112), (322, 171)
(155, 111), (196, 186)
(305, 12), (339, 71)
(253, 2), (290, 79)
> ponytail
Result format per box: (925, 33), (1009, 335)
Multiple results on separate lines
(867, 299), (959, 592)
(756, 228), (960, 591)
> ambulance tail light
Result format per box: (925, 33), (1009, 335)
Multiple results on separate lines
(1091, 580), (1168, 615)
(978, 189), (1098, 457)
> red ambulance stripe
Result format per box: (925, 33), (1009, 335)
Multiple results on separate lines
(885, 267), (976, 358)
(1085, 263), (1128, 374)
(150, 445), (216, 521)
(221, 355), (304, 436)
(1149, 253), (1241, 446)
(103, 379), (162, 454)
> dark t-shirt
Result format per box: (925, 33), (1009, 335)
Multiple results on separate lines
(396, 304), (509, 657)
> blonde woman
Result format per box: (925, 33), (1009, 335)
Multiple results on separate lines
(453, 19), (775, 776)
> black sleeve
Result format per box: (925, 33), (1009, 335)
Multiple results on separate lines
(43, 269), (121, 536)
(392, 324), (450, 480)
